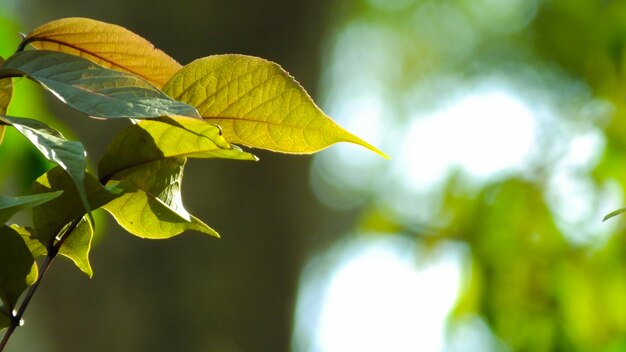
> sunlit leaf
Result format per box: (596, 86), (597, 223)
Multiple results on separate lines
(10, 224), (46, 258)
(0, 191), (63, 225)
(0, 225), (37, 312)
(0, 57), (11, 144)
(0, 50), (199, 119)
(58, 217), (94, 277)
(102, 155), (218, 239)
(99, 116), (256, 239)
(22, 17), (181, 88)
(99, 115), (257, 182)
(162, 54), (388, 157)
(103, 177), (218, 239)
(0, 115), (91, 221)
(10, 219), (93, 277)
(603, 207), (626, 222)
(31, 166), (120, 247)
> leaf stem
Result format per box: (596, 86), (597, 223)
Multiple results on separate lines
(16, 38), (28, 53)
(0, 217), (82, 351)
(0, 70), (25, 80)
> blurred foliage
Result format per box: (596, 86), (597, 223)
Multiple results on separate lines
(317, 0), (626, 350)
(0, 15), (60, 194)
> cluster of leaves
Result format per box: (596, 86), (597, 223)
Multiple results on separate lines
(0, 17), (385, 340)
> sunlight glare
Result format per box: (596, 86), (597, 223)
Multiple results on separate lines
(292, 237), (462, 352)
(400, 89), (536, 190)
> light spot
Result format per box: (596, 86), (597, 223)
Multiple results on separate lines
(292, 236), (463, 352)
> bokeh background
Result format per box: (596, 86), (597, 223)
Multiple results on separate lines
(3, 0), (626, 351)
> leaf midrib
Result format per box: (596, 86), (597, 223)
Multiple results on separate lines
(22, 37), (162, 86)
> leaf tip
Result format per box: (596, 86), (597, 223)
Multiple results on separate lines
(344, 133), (390, 159)
(370, 146), (391, 160)
(603, 207), (626, 222)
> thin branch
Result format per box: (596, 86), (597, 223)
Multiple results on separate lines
(0, 320), (15, 351)
(0, 217), (82, 351)
(0, 254), (54, 352)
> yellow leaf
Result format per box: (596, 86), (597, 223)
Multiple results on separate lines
(162, 54), (388, 158)
(0, 57), (11, 144)
(22, 17), (181, 88)
(0, 79), (10, 115)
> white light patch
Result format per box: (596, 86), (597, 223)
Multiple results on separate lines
(545, 129), (616, 245)
(400, 90), (536, 191)
(292, 237), (462, 352)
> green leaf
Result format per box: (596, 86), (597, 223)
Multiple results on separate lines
(0, 191), (63, 225)
(10, 220), (94, 277)
(9, 224), (47, 258)
(98, 116), (256, 239)
(99, 115), (257, 182)
(0, 50), (199, 119)
(31, 166), (120, 247)
(58, 217), (94, 277)
(102, 158), (218, 239)
(162, 54), (388, 157)
(0, 225), (37, 312)
(603, 207), (626, 222)
(0, 115), (91, 222)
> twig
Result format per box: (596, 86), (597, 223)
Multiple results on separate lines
(0, 217), (82, 351)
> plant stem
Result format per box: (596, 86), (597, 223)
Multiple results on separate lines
(0, 217), (82, 351)
(0, 322), (15, 351)
(0, 254), (54, 352)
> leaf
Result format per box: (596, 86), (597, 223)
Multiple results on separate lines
(162, 54), (388, 157)
(10, 225), (47, 258)
(98, 115), (257, 182)
(0, 191), (63, 225)
(58, 217), (94, 277)
(10, 220), (93, 277)
(103, 178), (218, 239)
(0, 50), (199, 119)
(0, 225), (37, 312)
(22, 17), (181, 88)
(31, 166), (121, 247)
(603, 207), (626, 222)
(103, 155), (218, 238)
(98, 116), (256, 239)
(0, 57), (11, 144)
(0, 115), (91, 222)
